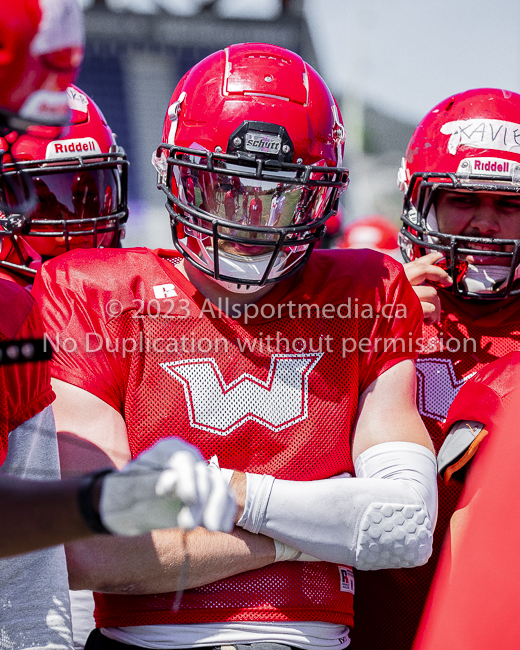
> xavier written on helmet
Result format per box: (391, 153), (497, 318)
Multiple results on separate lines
(153, 43), (348, 293)
(399, 88), (520, 300)
(0, 86), (128, 280)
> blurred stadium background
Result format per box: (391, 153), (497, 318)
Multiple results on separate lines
(76, 0), (520, 249)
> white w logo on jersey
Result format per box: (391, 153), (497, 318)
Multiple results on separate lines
(160, 353), (324, 435)
(416, 358), (475, 422)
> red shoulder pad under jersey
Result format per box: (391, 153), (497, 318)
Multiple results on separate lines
(444, 351), (520, 436)
(31, 248), (159, 412)
(0, 279), (55, 466)
(293, 249), (423, 392)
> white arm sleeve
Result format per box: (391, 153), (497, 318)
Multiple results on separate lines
(236, 441), (438, 570)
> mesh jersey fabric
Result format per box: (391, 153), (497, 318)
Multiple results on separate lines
(352, 291), (520, 650)
(33, 246), (422, 629)
(0, 279), (55, 466)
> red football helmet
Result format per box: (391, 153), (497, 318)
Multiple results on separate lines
(0, 0), (84, 131)
(0, 0), (84, 238)
(399, 88), (520, 300)
(0, 86), (128, 280)
(338, 215), (400, 257)
(153, 43), (348, 293)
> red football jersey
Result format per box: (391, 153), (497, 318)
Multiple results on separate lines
(33, 246), (421, 629)
(0, 279), (55, 466)
(352, 291), (520, 650)
(414, 362), (520, 650)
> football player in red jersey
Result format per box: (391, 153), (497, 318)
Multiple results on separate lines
(32, 43), (438, 650)
(352, 87), (520, 650)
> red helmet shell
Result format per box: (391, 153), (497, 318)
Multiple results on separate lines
(161, 43), (345, 167)
(400, 88), (520, 197)
(339, 215), (399, 252)
(0, 0), (84, 129)
(0, 86), (128, 275)
(4, 86), (116, 162)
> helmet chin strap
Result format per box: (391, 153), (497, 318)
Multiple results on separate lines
(216, 280), (265, 295)
(462, 263), (520, 295)
(214, 251), (287, 294)
(462, 264), (509, 294)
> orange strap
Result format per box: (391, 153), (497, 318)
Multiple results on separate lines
(444, 426), (488, 485)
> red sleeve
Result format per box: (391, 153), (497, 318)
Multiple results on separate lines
(0, 280), (55, 465)
(444, 350), (520, 435)
(413, 383), (520, 650)
(32, 259), (126, 414)
(358, 259), (423, 394)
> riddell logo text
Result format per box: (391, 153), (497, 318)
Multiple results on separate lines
(54, 140), (97, 154)
(46, 138), (101, 160)
(473, 160), (509, 172)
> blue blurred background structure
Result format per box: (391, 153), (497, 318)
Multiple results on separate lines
(76, 0), (520, 248)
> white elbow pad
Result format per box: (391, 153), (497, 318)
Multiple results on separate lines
(237, 441), (438, 571)
(351, 442), (437, 570)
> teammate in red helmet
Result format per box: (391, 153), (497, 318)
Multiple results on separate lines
(0, 85), (128, 287)
(353, 87), (520, 650)
(33, 43), (437, 650)
(0, 0), (83, 132)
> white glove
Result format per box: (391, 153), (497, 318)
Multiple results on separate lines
(273, 539), (322, 562)
(99, 439), (237, 536)
(208, 455), (235, 485)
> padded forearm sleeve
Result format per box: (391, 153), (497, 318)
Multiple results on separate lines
(236, 441), (437, 570)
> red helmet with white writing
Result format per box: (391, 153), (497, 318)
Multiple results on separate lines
(0, 86), (128, 281)
(153, 42), (348, 293)
(0, 0), (84, 132)
(399, 88), (520, 299)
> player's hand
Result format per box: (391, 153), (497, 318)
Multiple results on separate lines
(403, 252), (452, 325)
(99, 439), (237, 536)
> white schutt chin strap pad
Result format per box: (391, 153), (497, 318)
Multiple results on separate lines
(237, 441), (437, 570)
